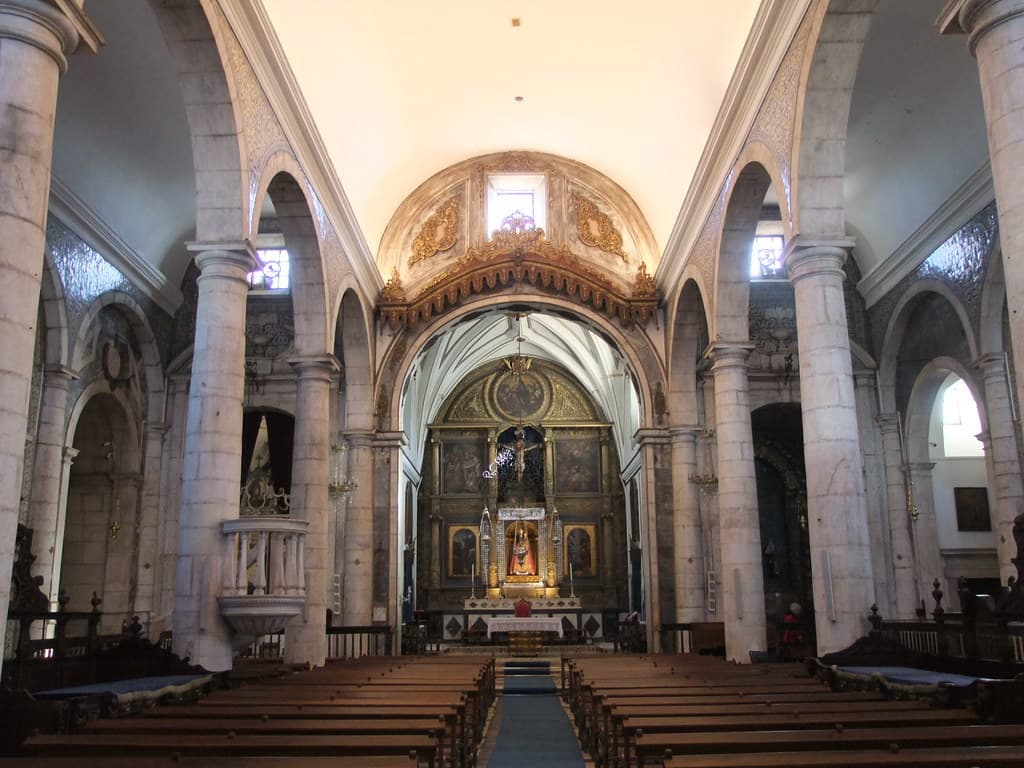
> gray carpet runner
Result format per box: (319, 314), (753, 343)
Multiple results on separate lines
(489, 660), (585, 767)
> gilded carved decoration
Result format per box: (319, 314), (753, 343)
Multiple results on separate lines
(379, 228), (659, 331)
(380, 267), (407, 303)
(633, 262), (656, 298)
(411, 197), (460, 267)
(439, 363), (598, 424)
(484, 151), (545, 173)
(572, 192), (628, 262)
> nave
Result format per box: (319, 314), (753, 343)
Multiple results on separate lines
(5, 647), (1024, 767)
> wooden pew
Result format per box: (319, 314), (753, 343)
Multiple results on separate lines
(661, 745), (1024, 767)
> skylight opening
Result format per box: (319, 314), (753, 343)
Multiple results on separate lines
(486, 173), (546, 237)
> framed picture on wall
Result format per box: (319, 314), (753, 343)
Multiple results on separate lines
(554, 439), (600, 493)
(447, 524), (480, 578)
(954, 486), (992, 532)
(564, 523), (597, 578)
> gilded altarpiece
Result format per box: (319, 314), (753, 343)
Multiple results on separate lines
(419, 360), (625, 614)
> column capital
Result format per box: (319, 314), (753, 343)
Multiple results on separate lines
(939, 0), (1024, 54)
(876, 412), (902, 432)
(706, 341), (754, 369)
(904, 461), (937, 475)
(0, 0), (95, 74)
(783, 237), (854, 284)
(61, 445), (79, 465)
(974, 351), (1009, 377)
(633, 427), (671, 447)
(187, 241), (257, 281)
(669, 426), (702, 444)
(43, 363), (77, 387)
(288, 354), (340, 381)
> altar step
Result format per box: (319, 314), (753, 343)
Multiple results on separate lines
(501, 659), (557, 694)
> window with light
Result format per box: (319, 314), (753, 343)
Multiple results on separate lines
(248, 248), (290, 291)
(486, 173), (546, 237)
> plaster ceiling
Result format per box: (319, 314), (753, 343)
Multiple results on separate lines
(259, 0), (761, 265)
(844, 0), (988, 279)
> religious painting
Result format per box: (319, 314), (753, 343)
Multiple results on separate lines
(441, 439), (485, 495)
(954, 487), (992, 532)
(493, 370), (548, 422)
(447, 524), (479, 578)
(564, 524), (597, 578)
(555, 439), (600, 493)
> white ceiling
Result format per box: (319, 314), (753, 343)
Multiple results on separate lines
(259, 0), (761, 260)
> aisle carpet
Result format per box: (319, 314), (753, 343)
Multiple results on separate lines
(489, 661), (585, 768)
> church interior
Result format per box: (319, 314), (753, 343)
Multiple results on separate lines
(6, 0), (1024, 763)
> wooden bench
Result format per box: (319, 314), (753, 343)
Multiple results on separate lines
(661, 745), (1024, 767)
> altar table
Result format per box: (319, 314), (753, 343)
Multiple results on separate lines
(485, 616), (564, 638)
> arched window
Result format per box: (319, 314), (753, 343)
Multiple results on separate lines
(937, 376), (983, 458)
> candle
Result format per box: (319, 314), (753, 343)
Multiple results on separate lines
(471, 563), (475, 584)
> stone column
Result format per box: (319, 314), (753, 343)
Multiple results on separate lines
(854, 371), (897, 618)
(976, 353), (1024, 583)
(50, 446), (78, 608)
(877, 414), (919, 617)
(785, 242), (875, 653)
(708, 342), (766, 661)
(341, 429), (374, 624)
(942, 2), (1024, 429)
(0, 0), (89, 672)
(286, 354), (338, 666)
(27, 365), (75, 602)
(134, 421), (168, 620)
(906, 461), (947, 603)
(172, 243), (255, 671)
(670, 427), (704, 622)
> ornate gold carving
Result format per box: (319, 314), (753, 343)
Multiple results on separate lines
(572, 192), (628, 262)
(485, 152), (542, 172)
(448, 388), (489, 421)
(548, 381), (592, 420)
(380, 267), (406, 303)
(378, 229), (660, 331)
(410, 196), (459, 267)
(633, 262), (656, 298)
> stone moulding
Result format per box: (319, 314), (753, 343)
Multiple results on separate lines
(378, 231), (660, 331)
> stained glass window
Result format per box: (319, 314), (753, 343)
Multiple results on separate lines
(248, 248), (290, 291)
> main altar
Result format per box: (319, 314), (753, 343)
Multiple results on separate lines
(477, 506), (569, 600)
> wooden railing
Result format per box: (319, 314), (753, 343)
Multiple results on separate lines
(326, 624), (394, 658)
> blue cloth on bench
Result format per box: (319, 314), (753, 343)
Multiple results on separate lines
(838, 665), (985, 687)
(34, 673), (213, 701)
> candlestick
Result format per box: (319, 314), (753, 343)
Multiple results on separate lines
(569, 561), (575, 599)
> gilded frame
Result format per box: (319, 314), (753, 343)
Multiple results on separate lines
(447, 524), (480, 578)
(564, 523), (597, 578)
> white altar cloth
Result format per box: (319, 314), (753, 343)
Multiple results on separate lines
(485, 616), (564, 638)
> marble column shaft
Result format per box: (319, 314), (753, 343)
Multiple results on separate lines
(786, 243), (875, 653)
(172, 244), (254, 672)
(854, 372), (897, 618)
(949, 1), (1024, 441)
(286, 354), (338, 667)
(341, 430), (374, 624)
(134, 421), (167, 619)
(976, 353), (1024, 583)
(709, 342), (766, 660)
(877, 414), (920, 617)
(670, 427), (704, 621)
(0, 1), (79, 670)
(27, 365), (75, 602)
(906, 460), (947, 602)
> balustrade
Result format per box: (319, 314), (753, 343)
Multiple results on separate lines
(218, 516), (309, 637)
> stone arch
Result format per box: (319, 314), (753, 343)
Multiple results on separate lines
(792, 0), (878, 236)
(905, 356), (988, 463)
(334, 288), (375, 432)
(381, 293), (663, 433)
(254, 162), (331, 356)
(149, 0), (247, 242)
(979, 243), (1006, 356)
(39, 249), (69, 369)
(61, 384), (142, 621)
(72, 291), (165, 424)
(877, 281), (979, 413)
(713, 151), (787, 341)
(667, 276), (711, 425)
